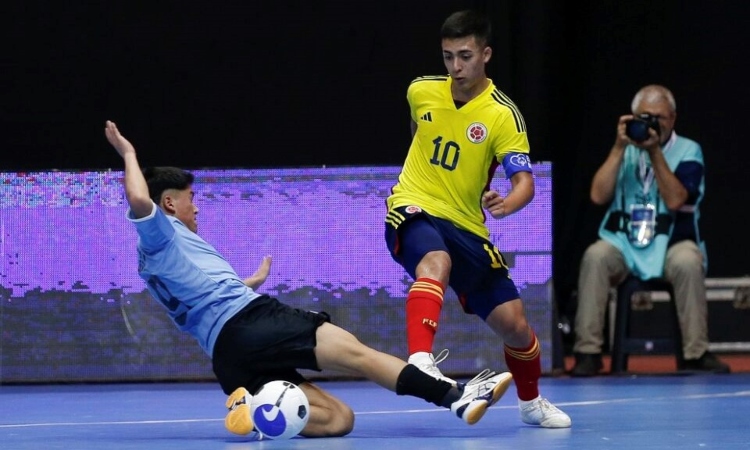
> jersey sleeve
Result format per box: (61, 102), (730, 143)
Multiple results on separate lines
(127, 202), (175, 252)
(406, 79), (421, 123)
(491, 108), (530, 162)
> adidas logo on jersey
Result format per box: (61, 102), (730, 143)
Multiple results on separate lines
(420, 112), (433, 122)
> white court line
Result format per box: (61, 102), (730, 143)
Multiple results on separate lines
(356, 389), (750, 415)
(0, 418), (223, 428)
(2, 390), (749, 429)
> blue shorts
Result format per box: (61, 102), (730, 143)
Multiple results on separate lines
(385, 206), (520, 320)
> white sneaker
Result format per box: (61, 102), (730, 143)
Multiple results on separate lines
(450, 370), (513, 425)
(408, 349), (457, 385)
(519, 396), (571, 428)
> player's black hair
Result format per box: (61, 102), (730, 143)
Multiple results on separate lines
(142, 167), (194, 205)
(440, 10), (492, 48)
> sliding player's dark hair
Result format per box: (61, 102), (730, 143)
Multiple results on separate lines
(142, 167), (194, 204)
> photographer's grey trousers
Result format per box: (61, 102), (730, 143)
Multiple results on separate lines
(573, 239), (708, 360)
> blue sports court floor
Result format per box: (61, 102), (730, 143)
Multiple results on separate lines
(2, 374), (750, 449)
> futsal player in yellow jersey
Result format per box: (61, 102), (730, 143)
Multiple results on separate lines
(385, 10), (571, 428)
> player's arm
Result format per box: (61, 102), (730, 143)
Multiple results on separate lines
(104, 120), (153, 219)
(243, 255), (272, 290)
(482, 152), (535, 219)
(505, 170), (535, 213)
(482, 171), (534, 219)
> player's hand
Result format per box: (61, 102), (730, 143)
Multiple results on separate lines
(244, 255), (272, 290)
(482, 190), (507, 219)
(104, 120), (136, 158)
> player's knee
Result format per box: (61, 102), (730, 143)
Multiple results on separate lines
(508, 321), (532, 344)
(324, 402), (355, 436)
(336, 404), (355, 436)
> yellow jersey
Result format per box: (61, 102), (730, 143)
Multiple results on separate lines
(387, 75), (530, 238)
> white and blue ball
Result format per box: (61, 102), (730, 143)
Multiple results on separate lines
(250, 380), (310, 440)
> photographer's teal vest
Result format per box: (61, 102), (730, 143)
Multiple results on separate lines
(598, 133), (706, 279)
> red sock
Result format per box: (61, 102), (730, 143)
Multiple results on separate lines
(504, 331), (541, 401)
(405, 277), (445, 355)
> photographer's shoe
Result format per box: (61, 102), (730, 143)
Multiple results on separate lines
(678, 351), (731, 374)
(570, 352), (603, 377)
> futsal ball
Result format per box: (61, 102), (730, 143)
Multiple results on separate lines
(250, 380), (310, 440)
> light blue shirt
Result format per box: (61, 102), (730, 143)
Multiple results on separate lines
(598, 133), (706, 279)
(127, 203), (262, 356)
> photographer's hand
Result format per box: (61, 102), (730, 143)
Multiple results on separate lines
(639, 129), (662, 155)
(616, 115), (634, 148)
(623, 116), (660, 153)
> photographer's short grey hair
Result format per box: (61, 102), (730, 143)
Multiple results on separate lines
(631, 85), (677, 113)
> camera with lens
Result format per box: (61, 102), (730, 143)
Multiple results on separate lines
(625, 113), (661, 142)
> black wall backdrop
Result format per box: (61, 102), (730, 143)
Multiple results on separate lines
(4, 1), (748, 318)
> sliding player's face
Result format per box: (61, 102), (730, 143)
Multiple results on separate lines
(442, 36), (491, 93)
(163, 187), (199, 233)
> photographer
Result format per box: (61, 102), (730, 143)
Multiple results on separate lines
(570, 84), (730, 376)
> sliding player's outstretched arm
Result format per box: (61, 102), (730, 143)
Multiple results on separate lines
(243, 255), (273, 291)
(104, 120), (153, 218)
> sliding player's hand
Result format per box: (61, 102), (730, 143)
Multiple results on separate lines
(244, 255), (272, 290)
(104, 121), (136, 159)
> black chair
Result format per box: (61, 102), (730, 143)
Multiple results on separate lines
(610, 276), (684, 374)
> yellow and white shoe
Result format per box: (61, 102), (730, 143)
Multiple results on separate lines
(225, 387), (254, 435)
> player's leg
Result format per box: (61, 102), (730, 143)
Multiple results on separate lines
(297, 382), (355, 437)
(212, 296), (354, 437)
(314, 321), (513, 424)
(223, 372), (354, 438)
(407, 250), (455, 382)
(482, 297), (571, 428)
(213, 294), (507, 433)
(453, 234), (570, 428)
(314, 323), (400, 388)
(385, 209), (454, 383)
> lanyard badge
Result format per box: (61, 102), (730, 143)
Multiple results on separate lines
(628, 151), (657, 247)
(628, 203), (656, 247)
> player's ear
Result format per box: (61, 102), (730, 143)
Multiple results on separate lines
(483, 46), (492, 63)
(161, 194), (176, 214)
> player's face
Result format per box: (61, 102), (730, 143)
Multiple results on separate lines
(442, 36), (491, 97)
(164, 187), (199, 233)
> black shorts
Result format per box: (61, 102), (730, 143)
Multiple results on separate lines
(212, 295), (331, 395)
